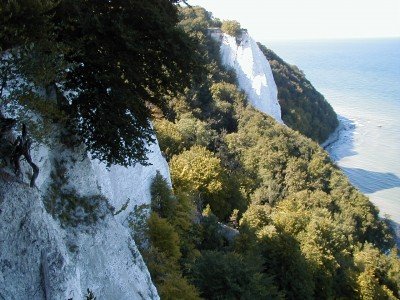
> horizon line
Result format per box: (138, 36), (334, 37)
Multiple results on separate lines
(260, 35), (400, 42)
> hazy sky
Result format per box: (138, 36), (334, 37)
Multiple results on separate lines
(188, 0), (400, 41)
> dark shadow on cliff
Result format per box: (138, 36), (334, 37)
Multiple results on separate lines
(341, 167), (400, 194)
(324, 115), (357, 161)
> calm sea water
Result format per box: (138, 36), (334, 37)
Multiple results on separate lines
(266, 38), (400, 223)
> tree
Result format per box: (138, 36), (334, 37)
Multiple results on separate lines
(240, 204), (272, 234)
(144, 181), (201, 300)
(147, 212), (181, 263)
(354, 244), (400, 299)
(221, 20), (242, 38)
(175, 113), (216, 149)
(158, 273), (201, 300)
(143, 245), (201, 300)
(190, 251), (283, 300)
(284, 157), (309, 195)
(1, 0), (200, 166)
(0, 0), (57, 52)
(199, 206), (225, 251)
(260, 232), (315, 300)
(170, 145), (223, 200)
(210, 82), (246, 132)
(154, 119), (184, 160)
(150, 171), (177, 220)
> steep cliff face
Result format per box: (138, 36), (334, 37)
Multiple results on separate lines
(0, 178), (158, 300)
(32, 135), (171, 224)
(0, 131), (169, 299)
(211, 29), (283, 123)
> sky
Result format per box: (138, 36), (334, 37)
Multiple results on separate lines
(188, 0), (400, 41)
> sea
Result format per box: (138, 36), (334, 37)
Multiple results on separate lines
(266, 38), (400, 226)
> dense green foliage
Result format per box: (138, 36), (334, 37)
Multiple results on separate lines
(145, 6), (400, 299)
(136, 172), (201, 300)
(170, 146), (223, 204)
(221, 20), (242, 38)
(191, 251), (282, 299)
(259, 45), (339, 143)
(0, 0), (199, 166)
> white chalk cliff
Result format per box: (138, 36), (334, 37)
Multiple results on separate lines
(0, 126), (169, 299)
(211, 29), (283, 123)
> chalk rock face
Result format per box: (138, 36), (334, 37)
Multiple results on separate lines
(211, 29), (283, 123)
(0, 130), (170, 299)
(90, 140), (171, 224)
(31, 137), (171, 224)
(0, 178), (159, 300)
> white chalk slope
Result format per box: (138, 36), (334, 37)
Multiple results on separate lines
(214, 31), (283, 123)
(0, 179), (158, 300)
(0, 129), (169, 299)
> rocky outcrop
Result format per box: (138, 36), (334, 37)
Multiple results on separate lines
(210, 29), (283, 123)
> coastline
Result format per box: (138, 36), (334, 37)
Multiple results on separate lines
(321, 115), (355, 154)
(270, 38), (400, 251)
(322, 115), (400, 249)
(321, 116), (345, 150)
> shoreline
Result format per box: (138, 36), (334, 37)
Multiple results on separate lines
(322, 115), (400, 249)
(321, 115), (354, 152)
(321, 117), (345, 150)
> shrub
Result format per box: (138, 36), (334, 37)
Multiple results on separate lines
(221, 20), (242, 37)
(150, 171), (176, 220)
(154, 119), (184, 160)
(170, 146), (223, 197)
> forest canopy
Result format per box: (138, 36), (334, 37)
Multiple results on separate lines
(145, 6), (400, 299)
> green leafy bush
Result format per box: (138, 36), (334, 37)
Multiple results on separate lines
(135, 174), (201, 300)
(170, 146), (223, 197)
(221, 20), (242, 38)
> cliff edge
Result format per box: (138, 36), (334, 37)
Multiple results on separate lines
(210, 29), (283, 123)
